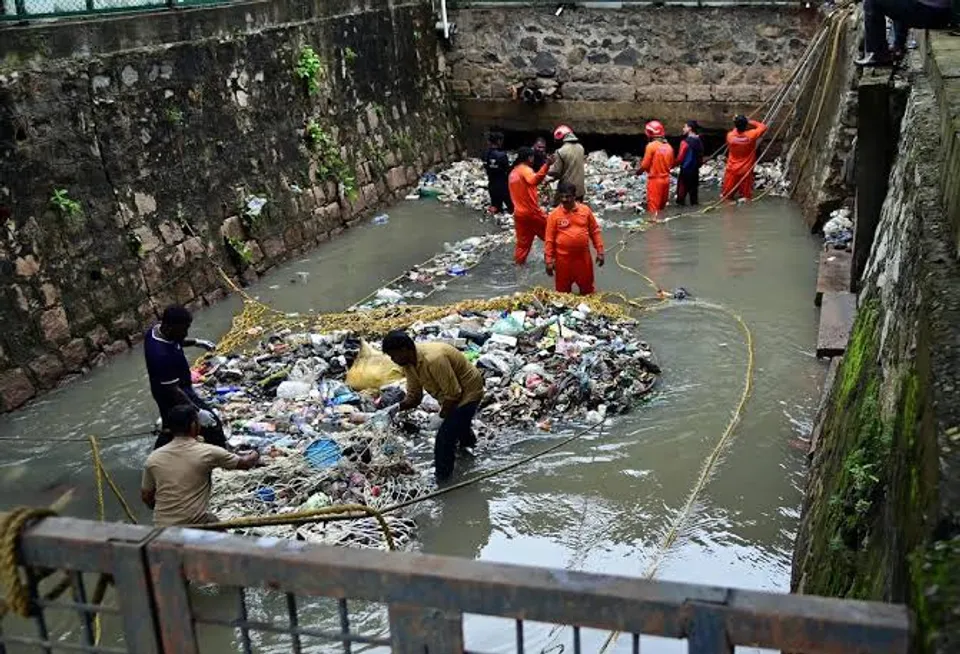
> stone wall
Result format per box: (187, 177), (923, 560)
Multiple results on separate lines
(791, 39), (960, 653)
(0, 0), (462, 411)
(448, 5), (820, 139)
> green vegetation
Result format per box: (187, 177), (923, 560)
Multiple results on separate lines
(344, 47), (358, 64)
(226, 236), (253, 266)
(294, 46), (325, 96)
(911, 538), (960, 651)
(303, 120), (357, 199)
(165, 107), (184, 126)
(49, 188), (83, 231)
(127, 231), (145, 259)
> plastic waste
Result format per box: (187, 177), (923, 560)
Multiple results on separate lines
(375, 288), (404, 304)
(491, 315), (524, 336)
(305, 438), (342, 468)
(302, 492), (331, 510)
(276, 381), (312, 399)
(372, 214), (389, 225)
(245, 196), (267, 217)
(345, 340), (405, 391)
(256, 486), (276, 502)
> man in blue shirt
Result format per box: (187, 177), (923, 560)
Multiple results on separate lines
(483, 131), (513, 214)
(675, 120), (705, 206)
(144, 305), (225, 449)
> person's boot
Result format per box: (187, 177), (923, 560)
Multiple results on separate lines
(856, 51), (894, 67)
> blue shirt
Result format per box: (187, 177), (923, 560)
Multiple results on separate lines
(144, 325), (196, 413)
(679, 134), (704, 173)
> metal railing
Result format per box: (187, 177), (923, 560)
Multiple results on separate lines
(1, 515), (911, 653)
(0, 0), (232, 22)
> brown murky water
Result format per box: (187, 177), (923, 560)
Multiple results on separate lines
(0, 195), (824, 653)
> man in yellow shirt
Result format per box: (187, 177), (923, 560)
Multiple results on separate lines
(141, 404), (259, 527)
(382, 331), (485, 482)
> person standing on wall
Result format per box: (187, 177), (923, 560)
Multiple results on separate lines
(144, 305), (228, 450)
(549, 125), (586, 204)
(722, 115), (768, 201)
(545, 182), (605, 295)
(381, 331), (485, 483)
(483, 131), (513, 215)
(855, 0), (950, 66)
(638, 120), (675, 220)
(674, 120), (704, 206)
(508, 146), (555, 265)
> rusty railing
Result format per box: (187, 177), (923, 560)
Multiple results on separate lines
(0, 515), (911, 653)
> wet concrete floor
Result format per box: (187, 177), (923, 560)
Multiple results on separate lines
(0, 195), (825, 653)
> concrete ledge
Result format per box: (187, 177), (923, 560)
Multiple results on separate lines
(816, 291), (857, 358)
(927, 31), (960, 257)
(815, 247), (851, 307)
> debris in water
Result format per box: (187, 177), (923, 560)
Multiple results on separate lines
(823, 207), (853, 249)
(372, 214), (389, 225)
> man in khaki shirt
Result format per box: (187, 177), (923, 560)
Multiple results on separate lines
(141, 404), (259, 527)
(549, 125), (586, 203)
(382, 331), (485, 482)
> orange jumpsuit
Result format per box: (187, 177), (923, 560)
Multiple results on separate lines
(508, 162), (550, 265)
(640, 140), (675, 214)
(545, 203), (605, 295)
(722, 120), (768, 200)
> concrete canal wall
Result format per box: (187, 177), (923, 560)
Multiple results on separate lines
(0, 0), (462, 410)
(791, 30), (960, 653)
(448, 5), (820, 140)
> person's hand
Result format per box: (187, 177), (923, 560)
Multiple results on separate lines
(194, 339), (216, 352)
(197, 409), (217, 428)
(386, 404), (401, 420)
(596, 253), (605, 267)
(546, 153), (557, 166)
(545, 262), (555, 277)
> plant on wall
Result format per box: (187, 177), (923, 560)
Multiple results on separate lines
(165, 107), (184, 126)
(344, 47), (358, 64)
(225, 235), (253, 266)
(294, 46), (325, 96)
(49, 188), (84, 231)
(304, 119), (357, 200)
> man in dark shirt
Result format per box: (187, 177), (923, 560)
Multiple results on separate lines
(483, 131), (513, 214)
(144, 305), (225, 449)
(675, 120), (705, 206)
(532, 136), (548, 171)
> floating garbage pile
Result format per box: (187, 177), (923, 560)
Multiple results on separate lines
(822, 207), (853, 249)
(414, 151), (790, 218)
(199, 293), (660, 550)
(349, 233), (512, 311)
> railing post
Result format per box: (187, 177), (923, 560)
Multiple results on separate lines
(388, 604), (464, 653)
(111, 539), (164, 654)
(146, 540), (201, 654)
(686, 603), (733, 654)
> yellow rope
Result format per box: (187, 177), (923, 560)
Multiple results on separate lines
(0, 507), (56, 618)
(88, 436), (138, 525)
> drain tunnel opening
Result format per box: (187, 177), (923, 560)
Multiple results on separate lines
(491, 129), (731, 159)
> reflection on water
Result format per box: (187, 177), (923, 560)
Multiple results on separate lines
(0, 196), (823, 653)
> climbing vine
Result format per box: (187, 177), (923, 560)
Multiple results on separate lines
(49, 188), (84, 231)
(294, 46), (325, 96)
(304, 119), (357, 200)
(225, 235), (253, 266)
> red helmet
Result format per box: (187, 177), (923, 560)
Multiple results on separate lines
(645, 120), (665, 138)
(553, 124), (573, 141)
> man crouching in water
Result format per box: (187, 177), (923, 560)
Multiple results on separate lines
(382, 331), (485, 483)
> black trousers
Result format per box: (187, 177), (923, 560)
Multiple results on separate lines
(153, 396), (228, 450)
(676, 169), (700, 206)
(488, 180), (513, 213)
(434, 402), (479, 482)
(864, 0), (950, 54)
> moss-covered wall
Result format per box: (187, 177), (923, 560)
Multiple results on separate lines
(791, 62), (960, 653)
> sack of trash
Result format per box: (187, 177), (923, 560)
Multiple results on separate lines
(345, 340), (405, 391)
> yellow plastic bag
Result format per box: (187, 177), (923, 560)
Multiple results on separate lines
(345, 340), (405, 391)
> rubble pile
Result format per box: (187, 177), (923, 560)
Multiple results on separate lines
(415, 151), (790, 217)
(198, 298), (660, 549)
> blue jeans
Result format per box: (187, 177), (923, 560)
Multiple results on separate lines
(434, 402), (479, 482)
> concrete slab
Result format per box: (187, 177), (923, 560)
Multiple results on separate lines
(815, 247), (852, 307)
(817, 292), (858, 358)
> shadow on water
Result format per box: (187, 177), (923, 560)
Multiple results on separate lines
(0, 194), (824, 653)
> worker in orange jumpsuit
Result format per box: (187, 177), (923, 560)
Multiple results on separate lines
(638, 121), (675, 220)
(508, 146), (554, 265)
(545, 182), (605, 295)
(722, 115), (768, 201)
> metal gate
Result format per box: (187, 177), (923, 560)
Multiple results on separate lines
(0, 515), (911, 653)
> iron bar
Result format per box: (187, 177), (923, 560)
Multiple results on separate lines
(285, 594), (303, 654)
(337, 598), (352, 654)
(236, 588), (253, 654)
(195, 617), (391, 647)
(27, 567), (53, 654)
(0, 635), (127, 653)
(69, 571), (96, 648)
(515, 619), (524, 654)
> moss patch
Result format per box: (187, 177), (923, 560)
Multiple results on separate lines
(910, 537), (960, 653)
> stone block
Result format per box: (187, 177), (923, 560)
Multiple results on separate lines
(817, 292), (857, 358)
(182, 236), (205, 260)
(134, 226), (162, 253)
(387, 166), (407, 191)
(319, 203), (342, 231)
(103, 340), (129, 357)
(15, 255), (39, 278)
(40, 306), (71, 344)
(246, 241), (264, 265)
(167, 244), (187, 270)
(362, 183), (379, 207)
(60, 338), (89, 371)
(158, 220), (184, 245)
(87, 325), (111, 351)
(283, 224), (304, 249)
(111, 312), (138, 335)
(815, 248), (852, 306)
(29, 353), (64, 389)
(261, 236), (285, 259)
(40, 283), (60, 308)
(563, 83), (635, 102)
(0, 368), (35, 411)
